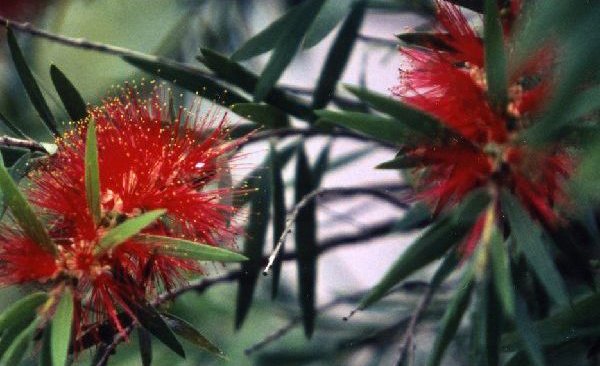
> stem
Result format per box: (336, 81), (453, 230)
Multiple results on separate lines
(0, 135), (48, 153)
(263, 186), (410, 275)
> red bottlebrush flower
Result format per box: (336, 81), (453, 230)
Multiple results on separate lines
(0, 90), (245, 341)
(394, 1), (573, 232)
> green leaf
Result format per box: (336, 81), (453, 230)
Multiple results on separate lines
(0, 305), (38, 360)
(234, 142), (298, 207)
(513, 297), (545, 366)
(137, 328), (152, 366)
(270, 144), (287, 299)
(84, 118), (101, 226)
(312, 1), (365, 109)
(231, 5), (302, 61)
(96, 209), (166, 254)
(376, 155), (420, 169)
(500, 190), (569, 306)
(0, 292), (47, 335)
(128, 300), (185, 358)
(315, 110), (409, 145)
(489, 228), (515, 318)
(0, 153), (56, 255)
(0, 110), (28, 139)
(358, 190), (489, 310)
(396, 32), (452, 51)
(136, 234), (247, 262)
(230, 103), (290, 129)
(295, 144), (318, 338)
(200, 49), (315, 121)
(235, 178), (270, 329)
(303, 0), (355, 48)
(123, 55), (248, 106)
(394, 203), (433, 231)
(254, 0), (327, 102)
(162, 313), (225, 359)
(50, 64), (87, 121)
(39, 326), (52, 366)
(427, 267), (474, 366)
(503, 292), (600, 350)
(51, 288), (73, 366)
(1, 317), (37, 366)
(312, 140), (331, 187)
(568, 84), (600, 122)
(344, 86), (446, 138)
(483, 0), (508, 108)
(7, 29), (58, 136)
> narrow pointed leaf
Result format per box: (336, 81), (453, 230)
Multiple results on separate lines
(51, 289), (73, 366)
(84, 118), (101, 225)
(295, 144), (318, 337)
(394, 203), (433, 231)
(0, 110), (28, 139)
(503, 292), (600, 350)
(396, 32), (453, 51)
(376, 155), (420, 169)
(231, 5), (302, 61)
(514, 297), (545, 366)
(303, 0), (355, 48)
(312, 141), (331, 187)
(231, 103), (289, 129)
(0, 292), (47, 334)
(0, 153), (56, 254)
(97, 209), (166, 253)
(39, 326), (52, 366)
(327, 146), (372, 171)
(0, 306), (37, 360)
(1, 318), (37, 366)
(359, 190), (489, 310)
(427, 267), (474, 366)
(50, 64), (87, 121)
(162, 313), (225, 358)
(128, 300), (185, 358)
(7, 29), (58, 136)
(489, 229), (515, 318)
(315, 110), (409, 145)
(138, 328), (152, 366)
(235, 142), (298, 207)
(235, 180), (270, 329)
(123, 55), (247, 106)
(344, 86), (445, 138)
(254, 0), (326, 101)
(483, 0), (508, 108)
(137, 234), (247, 262)
(501, 190), (569, 306)
(270, 144), (287, 299)
(312, 1), (365, 109)
(200, 49), (314, 121)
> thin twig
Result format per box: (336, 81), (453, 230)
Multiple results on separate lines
(395, 285), (436, 365)
(239, 127), (397, 150)
(263, 186), (409, 275)
(0, 135), (49, 153)
(0, 16), (211, 78)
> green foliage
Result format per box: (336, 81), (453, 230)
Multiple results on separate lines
(358, 190), (490, 311)
(483, 0), (507, 109)
(0, 153), (56, 254)
(50, 64), (88, 121)
(137, 235), (248, 262)
(84, 118), (102, 225)
(96, 209), (167, 253)
(294, 144), (318, 338)
(7, 29), (58, 136)
(51, 289), (74, 366)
